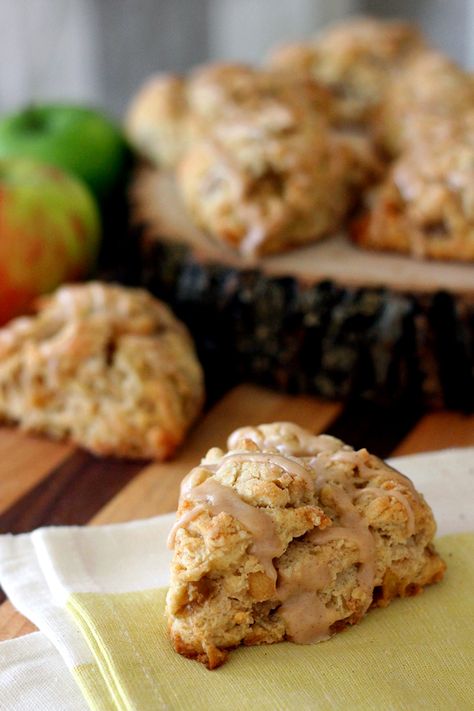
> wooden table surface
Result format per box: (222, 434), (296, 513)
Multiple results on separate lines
(0, 384), (473, 641)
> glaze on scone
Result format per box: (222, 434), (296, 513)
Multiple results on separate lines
(166, 423), (445, 668)
(126, 62), (335, 169)
(375, 50), (474, 156)
(0, 282), (204, 459)
(268, 17), (425, 125)
(352, 120), (474, 261)
(125, 74), (197, 168)
(177, 103), (379, 256)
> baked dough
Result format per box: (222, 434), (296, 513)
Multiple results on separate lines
(176, 88), (379, 257)
(166, 422), (445, 668)
(375, 50), (474, 155)
(125, 73), (196, 168)
(268, 16), (425, 125)
(352, 120), (474, 261)
(0, 282), (204, 459)
(126, 62), (335, 169)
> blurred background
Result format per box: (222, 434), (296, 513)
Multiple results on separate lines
(0, 0), (472, 117)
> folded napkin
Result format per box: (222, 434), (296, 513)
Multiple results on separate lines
(0, 448), (473, 711)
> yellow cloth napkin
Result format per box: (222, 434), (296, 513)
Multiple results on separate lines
(68, 533), (474, 711)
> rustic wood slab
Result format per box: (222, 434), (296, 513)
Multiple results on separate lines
(1, 384), (473, 642)
(133, 168), (474, 409)
(134, 169), (474, 295)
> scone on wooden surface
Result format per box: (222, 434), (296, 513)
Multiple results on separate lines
(268, 16), (426, 125)
(166, 422), (445, 668)
(352, 123), (474, 261)
(125, 61), (335, 170)
(375, 50), (474, 156)
(177, 101), (380, 257)
(125, 74), (196, 168)
(0, 282), (204, 459)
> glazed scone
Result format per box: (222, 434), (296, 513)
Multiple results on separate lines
(352, 125), (474, 261)
(126, 62), (335, 168)
(188, 62), (336, 126)
(0, 282), (204, 459)
(125, 74), (196, 168)
(177, 103), (380, 256)
(268, 16), (425, 125)
(166, 422), (445, 668)
(375, 50), (474, 155)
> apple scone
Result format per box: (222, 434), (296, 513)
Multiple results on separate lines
(352, 122), (474, 261)
(0, 282), (204, 459)
(126, 62), (335, 169)
(268, 16), (426, 125)
(177, 101), (379, 257)
(166, 422), (445, 668)
(375, 50), (474, 156)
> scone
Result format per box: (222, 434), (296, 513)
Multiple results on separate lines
(375, 50), (474, 156)
(126, 62), (334, 169)
(177, 102), (380, 256)
(125, 73), (196, 168)
(0, 282), (204, 459)
(268, 16), (425, 125)
(188, 61), (335, 126)
(166, 423), (445, 668)
(352, 125), (474, 261)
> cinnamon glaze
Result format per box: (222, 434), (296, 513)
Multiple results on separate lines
(170, 429), (419, 645)
(169, 477), (283, 581)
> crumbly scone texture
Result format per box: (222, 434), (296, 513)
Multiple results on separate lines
(374, 50), (474, 156)
(0, 282), (204, 459)
(268, 16), (426, 125)
(125, 73), (197, 169)
(126, 62), (336, 170)
(166, 422), (446, 668)
(177, 100), (380, 256)
(352, 121), (474, 261)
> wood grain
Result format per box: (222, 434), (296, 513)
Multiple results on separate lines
(0, 601), (36, 640)
(0, 451), (144, 535)
(393, 412), (474, 455)
(0, 429), (72, 515)
(92, 384), (341, 525)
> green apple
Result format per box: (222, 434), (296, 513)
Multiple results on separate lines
(0, 104), (128, 199)
(0, 158), (101, 325)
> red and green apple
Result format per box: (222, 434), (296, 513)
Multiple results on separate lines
(0, 104), (129, 200)
(0, 158), (101, 325)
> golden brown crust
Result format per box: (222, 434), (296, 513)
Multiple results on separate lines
(352, 127), (474, 262)
(0, 282), (204, 459)
(268, 16), (426, 125)
(166, 423), (445, 668)
(126, 62), (336, 170)
(125, 73), (197, 168)
(177, 116), (380, 256)
(375, 50), (474, 156)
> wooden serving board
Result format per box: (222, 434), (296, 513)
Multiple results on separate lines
(131, 168), (474, 409)
(134, 169), (474, 296)
(1, 383), (474, 641)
